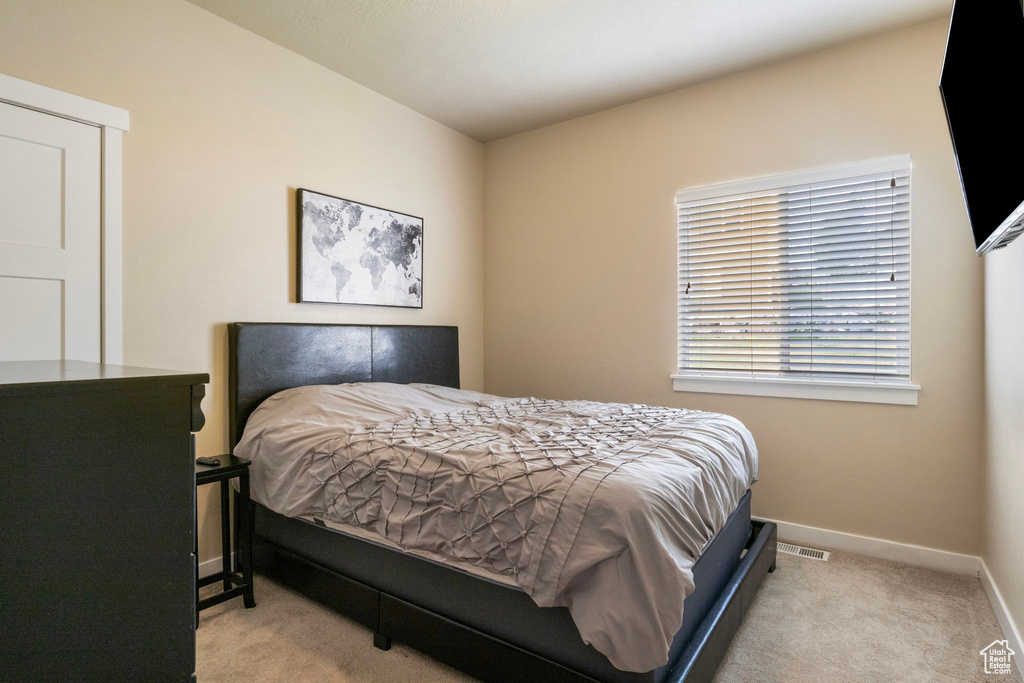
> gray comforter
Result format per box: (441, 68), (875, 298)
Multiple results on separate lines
(236, 383), (758, 672)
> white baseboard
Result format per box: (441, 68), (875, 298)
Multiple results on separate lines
(198, 553), (235, 580)
(980, 559), (1024, 663)
(755, 516), (981, 575)
(757, 515), (1023, 660)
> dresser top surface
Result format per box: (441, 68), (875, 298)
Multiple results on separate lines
(0, 360), (208, 393)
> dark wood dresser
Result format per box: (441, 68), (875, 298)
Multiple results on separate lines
(0, 361), (208, 683)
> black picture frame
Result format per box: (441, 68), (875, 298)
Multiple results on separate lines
(297, 188), (423, 309)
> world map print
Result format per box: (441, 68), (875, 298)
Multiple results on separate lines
(299, 189), (422, 307)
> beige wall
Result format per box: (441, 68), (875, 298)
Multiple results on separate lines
(483, 19), (986, 554)
(0, 1), (996, 571)
(984, 247), (1024, 641)
(0, 0), (485, 561)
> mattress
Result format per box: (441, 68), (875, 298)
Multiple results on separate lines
(236, 382), (758, 672)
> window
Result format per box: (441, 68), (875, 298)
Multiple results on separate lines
(673, 155), (919, 405)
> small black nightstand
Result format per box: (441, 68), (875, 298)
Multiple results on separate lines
(196, 454), (255, 615)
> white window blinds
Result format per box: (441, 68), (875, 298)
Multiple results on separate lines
(677, 157), (911, 383)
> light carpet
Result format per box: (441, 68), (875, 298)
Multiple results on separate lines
(196, 548), (1019, 682)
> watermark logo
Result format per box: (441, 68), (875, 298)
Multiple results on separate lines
(980, 639), (1016, 675)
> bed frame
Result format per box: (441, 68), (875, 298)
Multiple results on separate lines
(228, 322), (776, 683)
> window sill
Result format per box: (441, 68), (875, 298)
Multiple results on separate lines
(671, 373), (919, 405)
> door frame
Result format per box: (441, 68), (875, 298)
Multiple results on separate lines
(0, 72), (128, 364)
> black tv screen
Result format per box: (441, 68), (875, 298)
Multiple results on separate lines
(939, 0), (1024, 254)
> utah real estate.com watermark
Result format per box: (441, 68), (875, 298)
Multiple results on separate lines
(980, 640), (1016, 675)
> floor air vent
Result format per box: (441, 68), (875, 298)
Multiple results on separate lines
(777, 542), (830, 561)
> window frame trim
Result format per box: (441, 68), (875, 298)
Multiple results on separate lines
(674, 154), (916, 405)
(671, 373), (919, 405)
(675, 154), (912, 203)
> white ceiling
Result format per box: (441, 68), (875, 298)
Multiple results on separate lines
(187, 0), (951, 142)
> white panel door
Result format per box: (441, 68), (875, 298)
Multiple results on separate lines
(0, 101), (101, 362)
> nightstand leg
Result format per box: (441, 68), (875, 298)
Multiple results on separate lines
(239, 469), (256, 608)
(233, 479), (240, 574)
(220, 479), (231, 592)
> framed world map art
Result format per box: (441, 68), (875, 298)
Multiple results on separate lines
(297, 188), (423, 308)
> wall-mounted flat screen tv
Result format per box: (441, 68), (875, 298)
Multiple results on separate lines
(939, 0), (1024, 254)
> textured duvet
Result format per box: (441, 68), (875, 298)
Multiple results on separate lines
(235, 383), (758, 672)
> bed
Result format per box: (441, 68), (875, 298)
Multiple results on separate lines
(227, 322), (776, 683)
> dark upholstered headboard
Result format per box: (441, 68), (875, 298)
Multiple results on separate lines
(227, 323), (459, 450)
